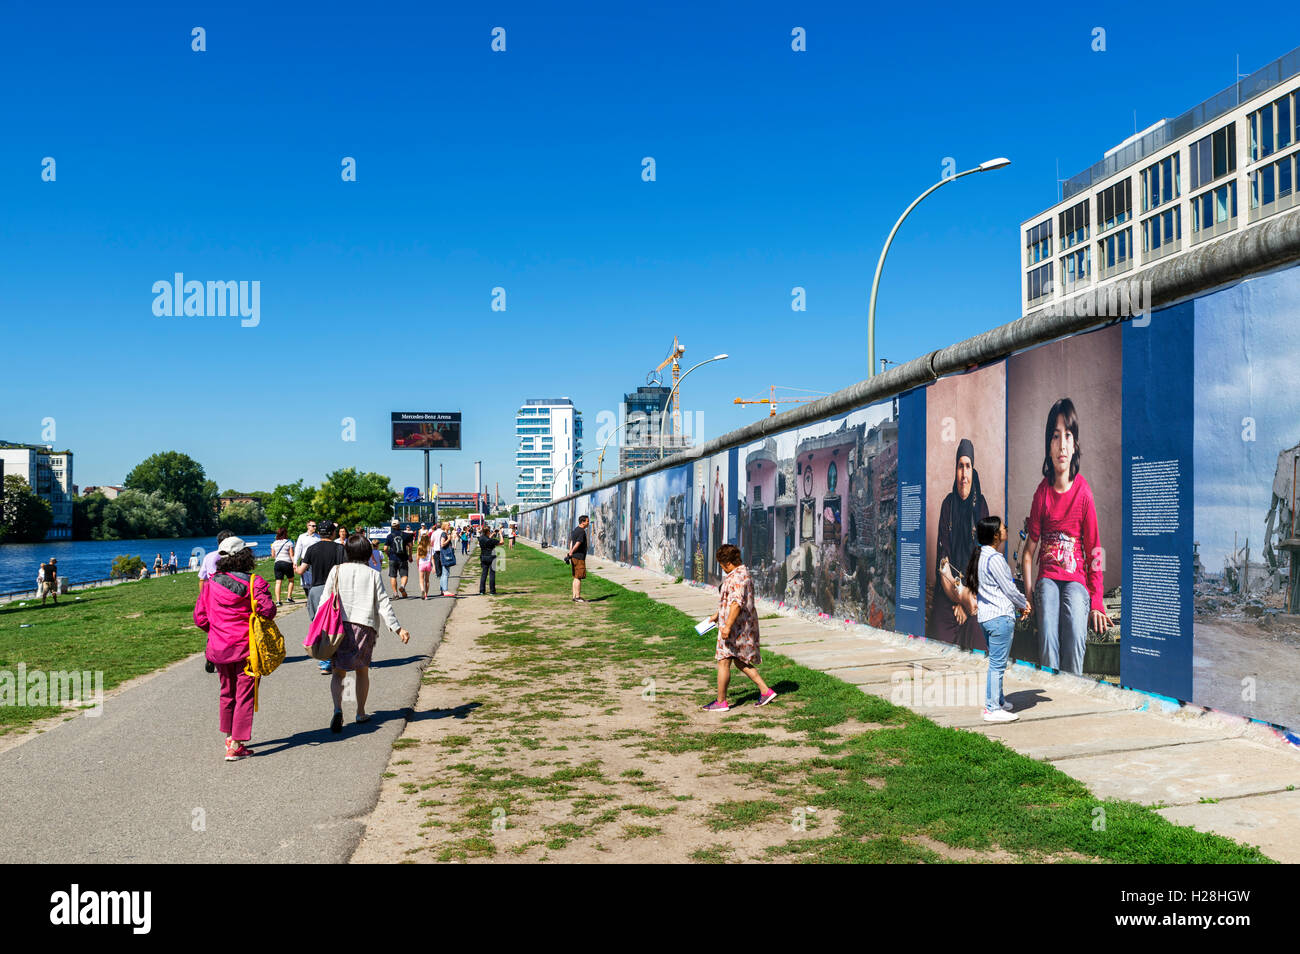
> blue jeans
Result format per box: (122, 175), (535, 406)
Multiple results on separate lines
(439, 565), (450, 592)
(1035, 578), (1089, 675)
(980, 615), (1014, 710)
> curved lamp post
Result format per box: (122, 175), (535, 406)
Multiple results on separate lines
(658, 354), (729, 459)
(551, 450), (598, 501)
(867, 157), (1010, 377)
(596, 419), (644, 483)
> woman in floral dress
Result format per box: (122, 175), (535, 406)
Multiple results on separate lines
(702, 544), (778, 712)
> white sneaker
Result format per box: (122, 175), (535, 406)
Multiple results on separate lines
(982, 707), (1019, 723)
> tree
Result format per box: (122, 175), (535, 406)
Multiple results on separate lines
(72, 492), (111, 540)
(111, 555), (145, 579)
(510, 504), (519, 517)
(123, 452), (217, 535)
(0, 475), (53, 543)
(264, 479), (318, 533)
(100, 489), (188, 539)
(218, 499), (267, 535)
(312, 469), (395, 529)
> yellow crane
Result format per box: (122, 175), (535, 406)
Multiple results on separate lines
(648, 336), (687, 440)
(733, 385), (825, 417)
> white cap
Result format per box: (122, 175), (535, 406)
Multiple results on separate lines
(218, 536), (247, 555)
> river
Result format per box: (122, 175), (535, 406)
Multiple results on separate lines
(0, 534), (279, 594)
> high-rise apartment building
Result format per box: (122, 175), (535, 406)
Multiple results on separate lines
(1021, 45), (1300, 315)
(515, 398), (583, 505)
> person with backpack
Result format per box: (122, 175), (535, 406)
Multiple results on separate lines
(319, 533), (411, 732)
(964, 515), (1030, 724)
(460, 527), (470, 556)
(193, 536), (277, 761)
(385, 518), (411, 598)
(477, 524), (500, 595)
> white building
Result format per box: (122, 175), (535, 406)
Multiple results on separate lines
(515, 398), (584, 506)
(1021, 45), (1300, 314)
(0, 442), (74, 538)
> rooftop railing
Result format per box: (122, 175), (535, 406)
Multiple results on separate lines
(1060, 46), (1300, 201)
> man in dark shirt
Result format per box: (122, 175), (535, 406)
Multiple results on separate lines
(478, 527), (501, 595)
(385, 518), (411, 598)
(568, 515), (589, 603)
(40, 559), (59, 605)
(296, 519), (347, 674)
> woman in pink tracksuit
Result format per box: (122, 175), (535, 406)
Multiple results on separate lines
(193, 536), (276, 761)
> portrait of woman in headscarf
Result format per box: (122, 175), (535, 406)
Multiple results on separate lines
(929, 437), (989, 650)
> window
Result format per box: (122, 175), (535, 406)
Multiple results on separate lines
(1251, 152), (1298, 211)
(1249, 92), (1294, 161)
(1059, 199), (1090, 250)
(1189, 123), (1236, 190)
(1097, 178), (1132, 230)
(1024, 218), (1052, 265)
(1061, 246), (1090, 286)
(753, 485), (762, 504)
(1027, 262), (1053, 303)
(1192, 181), (1237, 232)
(1141, 208), (1180, 252)
(1140, 154), (1180, 211)
(1098, 227), (1131, 271)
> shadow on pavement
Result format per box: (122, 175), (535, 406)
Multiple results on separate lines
(409, 702), (482, 722)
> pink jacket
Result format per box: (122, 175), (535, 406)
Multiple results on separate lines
(194, 572), (277, 665)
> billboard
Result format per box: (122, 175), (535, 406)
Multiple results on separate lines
(391, 411), (461, 450)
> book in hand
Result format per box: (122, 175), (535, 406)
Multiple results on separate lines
(695, 617), (717, 636)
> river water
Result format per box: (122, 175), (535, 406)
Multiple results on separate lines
(0, 534), (278, 594)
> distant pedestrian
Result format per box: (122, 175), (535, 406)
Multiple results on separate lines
(385, 518), (411, 598)
(438, 522), (457, 596)
(460, 527), (470, 556)
(967, 516), (1029, 723)
(298, 519), (347, 675)
(320, 533), (410, 732)
(567, 515), (590, 602)
(416, 536), (433, 599)
(702, 544), (776, 711)
(38, 559), (58, 605)
(193, 536), (277, 761)
(430, 525), (445, 592)
(153, 553), (164, 578)
(509, 525), (517, 549)
(270, 527), (296, 605)
(168, 551), (178, 574)
(336, 524), (348, 546)
(478, 525), (500, 595)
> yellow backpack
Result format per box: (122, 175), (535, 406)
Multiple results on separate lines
(244, 574), (285, 710)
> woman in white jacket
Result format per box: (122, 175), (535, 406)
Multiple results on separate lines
(321, 533), (411, 733)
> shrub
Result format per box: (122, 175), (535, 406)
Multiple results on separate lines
(111, 555), (145, 580)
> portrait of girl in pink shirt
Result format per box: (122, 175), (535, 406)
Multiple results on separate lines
(1020, 397), (1113, 675)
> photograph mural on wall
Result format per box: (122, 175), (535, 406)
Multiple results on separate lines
(924, 362), (1007, 652)
(588, 486), (619, 562)
(692, 453), (731, 583)
(1194, 267), (1300, 730)
(739, 400), (898, 628)
(633, 464), (689, 576)
(1006, 326), (1122, 676)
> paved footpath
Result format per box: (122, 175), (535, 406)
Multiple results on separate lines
(535, 541), (1300, 863)
(0, 558), (467, 863)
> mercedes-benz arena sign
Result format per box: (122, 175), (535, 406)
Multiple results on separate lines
(392, 411), (461, 450)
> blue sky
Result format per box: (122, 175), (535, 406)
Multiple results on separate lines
(0, 1), (1287, 501)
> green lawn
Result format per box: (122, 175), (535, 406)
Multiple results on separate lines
(0, 556), (285, 732)
(479, 545), (1271, 864)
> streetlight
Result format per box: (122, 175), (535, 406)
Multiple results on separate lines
(551, 450), (597, 500)
(867, 157), (1010, 377)
(596, 419), (643, 483)
(659, 354), (729, 459)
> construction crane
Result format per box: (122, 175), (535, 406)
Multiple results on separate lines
(647, 336), (687, 440)
(733, 385), (826, 417)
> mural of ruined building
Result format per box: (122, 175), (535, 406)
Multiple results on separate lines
(741, 406), (898, 628)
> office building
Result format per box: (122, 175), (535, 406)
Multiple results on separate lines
(1022, 46), (1300, 314)
(0, 441), (74, 539)
(515, 398), (583, 505)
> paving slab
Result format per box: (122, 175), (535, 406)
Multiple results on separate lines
(1056, 738), (1300, 806)
(973, 708), (1242, 762)
(1157, 789), (1300, 863)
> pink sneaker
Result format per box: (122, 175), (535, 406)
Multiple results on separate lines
(701, 700), (730, 712)
(225, 740), (254, 761)
(754, 689), (778, 707)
